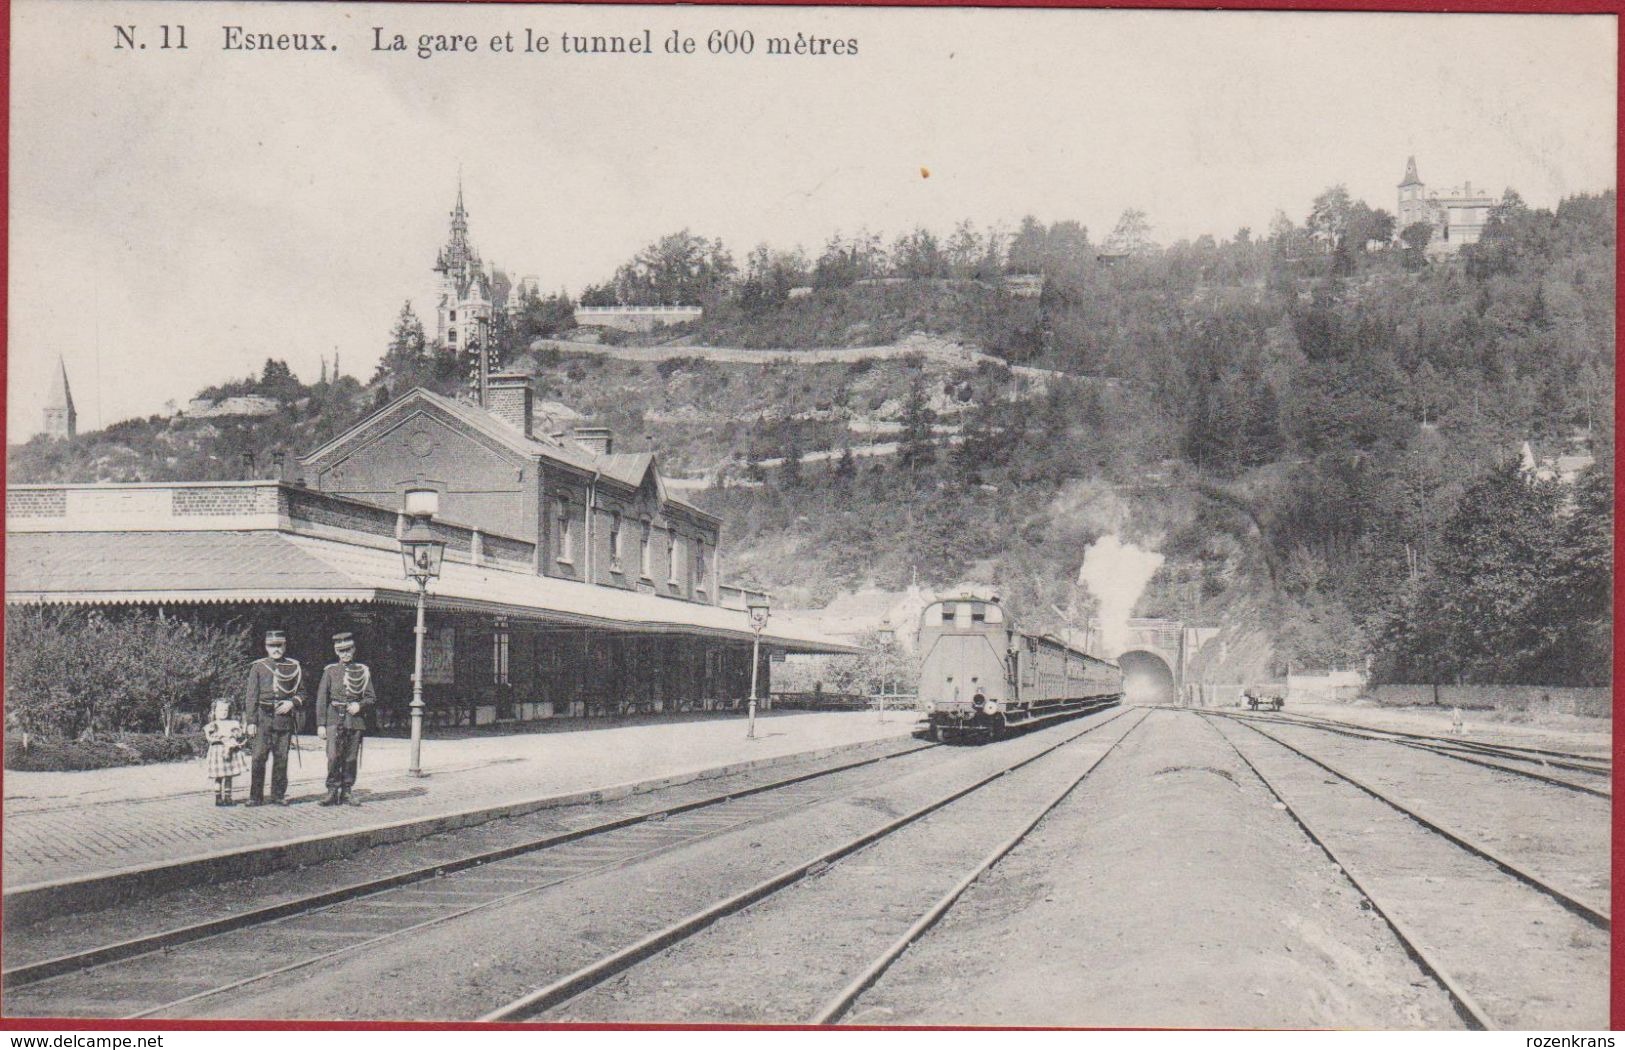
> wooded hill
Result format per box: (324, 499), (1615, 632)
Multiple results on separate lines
(11, 188), (1613, 686)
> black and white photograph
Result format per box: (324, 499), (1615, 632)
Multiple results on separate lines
(2, 0), (1616, 1031)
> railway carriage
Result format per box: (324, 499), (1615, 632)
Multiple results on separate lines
(917, 595), (1122, 741)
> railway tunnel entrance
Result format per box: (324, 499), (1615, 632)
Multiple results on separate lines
(1117, 649), (1177, 705)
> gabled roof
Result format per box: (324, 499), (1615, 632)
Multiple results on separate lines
(301, 387), (716, 520)
(590, 450), (718, 522)
(301, 387), (598, 474)
(595, 452), (663, 499)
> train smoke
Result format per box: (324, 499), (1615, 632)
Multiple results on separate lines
(1077, 535), (1164, 657)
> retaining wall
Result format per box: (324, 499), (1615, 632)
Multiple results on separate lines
(1367, 684), (1612, 718)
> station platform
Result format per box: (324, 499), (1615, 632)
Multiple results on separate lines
(2, 711), (921, 920)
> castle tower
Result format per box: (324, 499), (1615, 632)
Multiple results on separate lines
(1397, 155), (1429, 232)
(434, 176), (488, 350)
(43, 355), (77, 439)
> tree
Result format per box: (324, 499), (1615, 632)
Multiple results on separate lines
(833, 445), (857, 483)
(257, 359), (301, 402)
(779, 439), (804, 488)
(1400, 222), (1433, 270)
(891, 227), (947, 279)
(1537, 465), (1613, 684)
(374, 301), (429, 383)
(898, 376), (937, 471)
(1409, 460), (1564, 683)
(944, 220), (985, 277)
(608, 230), (737, 306)
(1104, 209), (1156, 256)
(740, 244), (810, 313)
(1006, 215), (1048, 274)
(1306, 185), (1355, 249)
(6, 609), (249, 739)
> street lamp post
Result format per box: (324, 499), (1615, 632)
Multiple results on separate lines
(399, 488), (446, 777)
(875, 619), (896, 723)
(747, 595), (770, 740)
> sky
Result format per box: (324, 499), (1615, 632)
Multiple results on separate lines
(7, 2), (1617, 441)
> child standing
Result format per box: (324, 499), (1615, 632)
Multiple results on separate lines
(204, 699), (249, 806)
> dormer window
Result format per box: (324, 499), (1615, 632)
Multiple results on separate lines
(450, 310), (457, 322)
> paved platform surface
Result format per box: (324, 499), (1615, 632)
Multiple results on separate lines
(3, 712), (920, 893)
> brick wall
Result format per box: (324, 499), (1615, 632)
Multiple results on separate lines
(287, 487), (401, 542)
(483, 532), (536, 568)
(172, 487), (265, 516)
(6, 489), (66, 518)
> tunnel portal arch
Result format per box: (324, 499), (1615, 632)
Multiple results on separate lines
(1117, 649), (1178, 706)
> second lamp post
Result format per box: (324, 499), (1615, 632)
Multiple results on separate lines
(747, 595), (770, 739)
(399, 487), (446, 777)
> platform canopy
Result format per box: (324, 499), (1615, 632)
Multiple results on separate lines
(6, 529), (862, 655)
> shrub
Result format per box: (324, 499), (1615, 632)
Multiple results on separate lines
(5, 608), (251, 739)
(4, 731), (208, 772)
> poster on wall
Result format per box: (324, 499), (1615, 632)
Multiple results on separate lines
(422, 626), (455, 686)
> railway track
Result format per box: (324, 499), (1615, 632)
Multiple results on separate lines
(484, 705), (1149, 1023)
(1223, 709), (1610, 796)
(7, 707), (1129, 1021)
(1202, 712), (1609, 1029)
(3, 739), (936, 1016)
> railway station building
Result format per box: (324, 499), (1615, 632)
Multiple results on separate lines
(6, 381), (858, 728)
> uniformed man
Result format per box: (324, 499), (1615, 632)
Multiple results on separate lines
(316, 632), (376, 806)
(243, 629), (304, 806)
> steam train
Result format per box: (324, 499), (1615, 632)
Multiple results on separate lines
(917, 595), (1122, 741)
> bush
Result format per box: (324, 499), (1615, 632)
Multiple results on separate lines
(4, 731), (208, 772)
(5, 608), (251, 739)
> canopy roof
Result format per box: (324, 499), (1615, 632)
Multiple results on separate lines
(6, 530), (860, 655)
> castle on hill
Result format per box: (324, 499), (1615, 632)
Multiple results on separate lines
(432, 181), (538, 363)
(1397, 156), (1496, 256)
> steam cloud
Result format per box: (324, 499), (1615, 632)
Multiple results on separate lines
(1077, 535), (1165, 657)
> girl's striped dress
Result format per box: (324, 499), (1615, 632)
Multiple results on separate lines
(205, 718), (249, 779)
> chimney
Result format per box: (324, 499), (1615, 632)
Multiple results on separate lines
(485, 372), (534, 438)
(573, 426), (613, 456)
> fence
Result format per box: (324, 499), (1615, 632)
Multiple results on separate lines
(773, 691), (919, 712)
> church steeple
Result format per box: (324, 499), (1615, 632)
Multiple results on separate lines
(44, 354), (77, 440)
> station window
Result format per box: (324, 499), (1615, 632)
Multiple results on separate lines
(940, 602), (957, 624)
(609, 511), (623, 568)
(491, 629), (510, 685)
(970, 602), (987, 623)
(448, 330), (457, 344)
(556, 497), (573, 564)
(450, 310), (457, 322)
(640, 519), (652, 578)
(668, 534), (681, 584)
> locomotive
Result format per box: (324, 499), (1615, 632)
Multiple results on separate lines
(917, 594), (1122, 741)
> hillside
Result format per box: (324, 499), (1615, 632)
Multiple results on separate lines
(10, 189), (1613, 688)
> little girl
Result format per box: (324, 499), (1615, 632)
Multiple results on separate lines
(204, 699), (249, 806)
